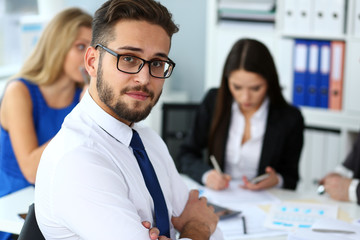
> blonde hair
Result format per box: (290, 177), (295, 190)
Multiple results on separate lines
(14, 8), (92, 86)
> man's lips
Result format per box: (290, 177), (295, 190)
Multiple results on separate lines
(126, 91), (149, 101)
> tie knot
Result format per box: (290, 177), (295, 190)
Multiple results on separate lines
(130, 129), (145, 151)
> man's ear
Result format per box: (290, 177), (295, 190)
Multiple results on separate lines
(84, 46), (97, 77)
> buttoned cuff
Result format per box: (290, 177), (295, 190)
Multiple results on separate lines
(348, 179), (359, 203)
(275, 174), (284, 188)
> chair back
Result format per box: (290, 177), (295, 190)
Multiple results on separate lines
(18, 203), (45, 240)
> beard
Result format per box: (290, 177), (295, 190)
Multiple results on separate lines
(96, 62), (161, 123)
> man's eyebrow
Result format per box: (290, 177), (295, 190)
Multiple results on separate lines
(117, 46), (169, 59)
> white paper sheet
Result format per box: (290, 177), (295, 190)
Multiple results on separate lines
(312, 218), (360, 234)
(199, 180), (280, 207)
(288, 228), (360, 240)
(218, 203), (286, 239)
(265, 202), (338, 231)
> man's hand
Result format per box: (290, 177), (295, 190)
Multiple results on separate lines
(321, 173), (351, 201)
(142, 221), (170, 240)
(241, 166), (279, 190)
(172, 190), (219, 240)
(205, 170), (231, 190)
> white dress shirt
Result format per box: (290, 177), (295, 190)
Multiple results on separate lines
(35, 91), (223, 240)
(224, 99), (269, 180)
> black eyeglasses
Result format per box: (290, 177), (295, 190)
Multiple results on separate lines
(95, 44), (175, 79)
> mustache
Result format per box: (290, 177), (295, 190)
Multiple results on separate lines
(120, 85), (154, 99)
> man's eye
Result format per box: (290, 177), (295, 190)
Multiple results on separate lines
(151, 61), (164, 68)
(122, 56), (135, 62)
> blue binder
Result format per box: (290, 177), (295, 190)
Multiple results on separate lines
(307, 40), (321, 107)
(318, 41), (331, 108)
(292, 39), (309, 106)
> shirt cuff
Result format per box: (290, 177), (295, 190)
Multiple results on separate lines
(334, 164), (354, 178)
(201, 170), (212, 185)
(348, 179), (359, 203)
(275, 174), (284, 188)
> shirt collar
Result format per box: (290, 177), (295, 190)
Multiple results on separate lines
(232, 97), (269, 121)
(80, 90), (133, 147)
(253, 97), (269, 120)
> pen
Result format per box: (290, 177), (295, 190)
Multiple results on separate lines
(209, 155), (222, 174)
(250, 173), (270, 184)
(241, 215), (247, 234)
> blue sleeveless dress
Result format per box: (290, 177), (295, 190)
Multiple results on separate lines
(0, 78), (81, 240)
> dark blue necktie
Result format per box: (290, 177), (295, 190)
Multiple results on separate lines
(130, 129), (170, 237)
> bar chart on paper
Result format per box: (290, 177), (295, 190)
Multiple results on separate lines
(264, 202), (338, 231)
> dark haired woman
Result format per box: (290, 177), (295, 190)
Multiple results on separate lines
(178, 38), (304, 191)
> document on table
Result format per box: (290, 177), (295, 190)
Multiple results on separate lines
(217, 203), (286, 240)
(199, 180), (280, 208)
(287, 228), (359, 240)
(287, 218), (360, 240)
(198, 180), (285, 239)
(264, 201), (338, 231)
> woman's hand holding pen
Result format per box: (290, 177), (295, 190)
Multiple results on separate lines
(205, 170), (231, 190)
(241, 166), (279, 190)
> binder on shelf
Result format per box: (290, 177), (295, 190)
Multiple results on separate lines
(329, 41), (345, 110)
(313, 0), (330, 35)
(292, 39), (309, 107)
(313, 0), (345, 36)
(327, 0), (346, 36)
(318, 41), (331, 109)
(295, 0), (313, 34)
(307, 40), (320, 107)
(283, 0), (297, 34)
(354, 0), (360, 38)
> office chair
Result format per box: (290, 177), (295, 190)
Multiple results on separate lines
(161, 102), (199, 169)
(18, 203), (45, 240)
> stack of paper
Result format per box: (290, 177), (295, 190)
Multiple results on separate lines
(287, 218), (360, 240)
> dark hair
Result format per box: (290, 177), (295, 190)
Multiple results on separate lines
(208, 38), (287, 158)
(91, 0), (179, 46)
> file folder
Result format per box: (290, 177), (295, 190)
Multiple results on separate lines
(307, 41), (320, 107)
(318, 41), (331, 108)
(313, 0), (330, 35)
(295, 0), (313, 34)
(327, 0), (346, 35)
(283, 0), (296, 34)
(354, 0), (360, 38)
(313, 0), (345, 36)
(292, 39), (309, 106)
(329, 41), (345, 110)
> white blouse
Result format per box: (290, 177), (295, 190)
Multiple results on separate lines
(224, 98), (269, 180)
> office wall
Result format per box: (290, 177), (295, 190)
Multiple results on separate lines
(159, 0), (207, 102)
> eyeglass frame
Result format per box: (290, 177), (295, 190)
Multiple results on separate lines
(94, 44), (176, 79)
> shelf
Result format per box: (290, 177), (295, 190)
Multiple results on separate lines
(300, 106), (360, 132)
(280, 33), (347, 41)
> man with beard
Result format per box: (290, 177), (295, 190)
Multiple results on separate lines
(34, 0), (222, 240)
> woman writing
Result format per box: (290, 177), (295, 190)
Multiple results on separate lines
(178, 38), (304, 191)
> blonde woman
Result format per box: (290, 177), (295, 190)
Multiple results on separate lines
(0, 8), (92, 198)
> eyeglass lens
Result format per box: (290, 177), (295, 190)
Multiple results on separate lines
(118, 55), (173, 78)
